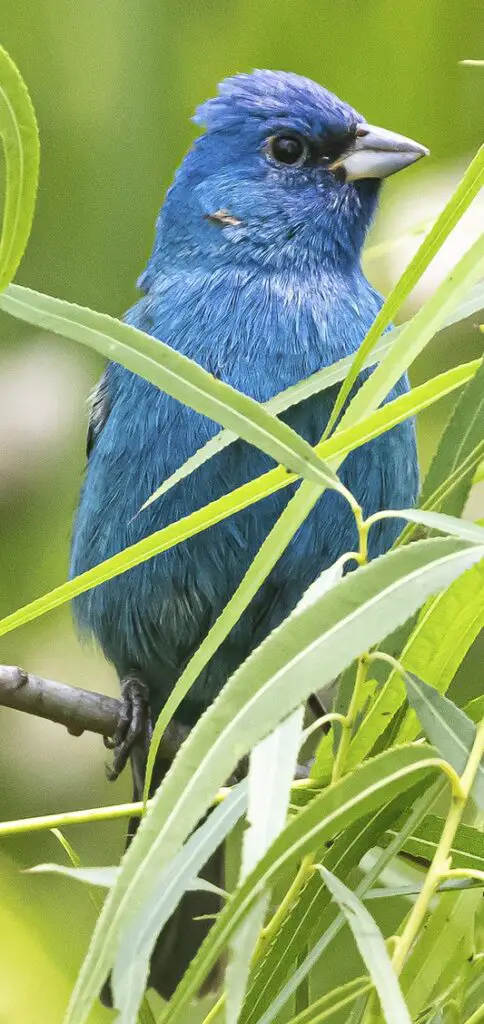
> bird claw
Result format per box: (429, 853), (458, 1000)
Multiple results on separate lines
(105, 675), (152, 782)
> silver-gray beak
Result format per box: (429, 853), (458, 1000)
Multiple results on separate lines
(331, 123), (429, 182)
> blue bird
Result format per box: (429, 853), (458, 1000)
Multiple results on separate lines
(70, 70), (426, 1001)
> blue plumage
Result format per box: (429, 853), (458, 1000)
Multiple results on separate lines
(70, 69), (423, 1002)
(71, 70), (419, 724)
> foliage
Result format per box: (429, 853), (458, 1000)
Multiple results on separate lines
(0, 39), (483, 1024)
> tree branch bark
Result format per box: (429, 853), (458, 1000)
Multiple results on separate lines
(0, 665), (188, 761)
(0, 665), (120, 737)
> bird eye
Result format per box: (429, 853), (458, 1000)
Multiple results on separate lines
(266, 133), (307, 167)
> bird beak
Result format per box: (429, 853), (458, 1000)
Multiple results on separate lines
(330, 123), (429, 181)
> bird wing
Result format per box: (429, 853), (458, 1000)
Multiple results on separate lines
(86, 367), (110, 457)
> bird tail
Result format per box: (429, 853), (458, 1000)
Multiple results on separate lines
(100, 752), (224, 1007)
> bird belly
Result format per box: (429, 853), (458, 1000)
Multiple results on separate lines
(70, 374), (417, 724)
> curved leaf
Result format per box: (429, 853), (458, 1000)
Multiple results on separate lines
(326, 142), (484, 434)
(421, 356), (484, 517)
(347, 558), (484, 768)
(0, 45), (39, 288)
(63, 536), (483, 1024)
(317, 866), (412, 1024)
(0, 284), (340, 492)
(252, 781), (446, 1024)
(164, 747), (439, 1024)
(336, 231), (484, 433)
(111, 781), (247, 1023)
(227, 709), (304, 1024)
(403, 674), (484, 809)
(0, 356), (477, 642)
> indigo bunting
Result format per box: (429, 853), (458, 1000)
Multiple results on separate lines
(70, 70), (426, 999)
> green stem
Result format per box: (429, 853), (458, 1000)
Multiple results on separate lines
(301, 712), (347, 742)
(332, 656), (369, 783)
(392, 721), (484, 975)
(254, 853), (316, 958)
(0, 778), (319, 838)
(0, 798), (149, 836)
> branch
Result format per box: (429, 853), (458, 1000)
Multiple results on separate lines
(0, 665), (120, 737)
(0, 665), (180, 761)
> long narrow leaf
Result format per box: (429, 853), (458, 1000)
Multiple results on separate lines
(0, 284), (340, 491)
(0, 355), (477, 643)
(345, 558), (484, 771)
(111, 781), (247, 1022)
(421, 353), (484, 517)
(226, 709), (304, 1024)
(325, 142), (484, 434)
(164, 748), (439, 1024)
(371, 508), (484, 545)
(242, 798), (412, 1024)
(0, 45), (39, 288)
(253, 780), (446, 1024)
(337, 232), (484, 432)
(318, 866), (412, 1024)
(385, 817), (484, 873)
(286, 976), (373, 1024)
(64, 537), (484, 1024)
(403, 674), (484, 809)
(400, 889), (481, 1016)
(141, 290), (484, 512)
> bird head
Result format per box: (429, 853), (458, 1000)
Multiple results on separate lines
(141, 70), (428, 287)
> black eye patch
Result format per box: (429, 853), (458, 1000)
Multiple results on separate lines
(315, 128), (357, 164)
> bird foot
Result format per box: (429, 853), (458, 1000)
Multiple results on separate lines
(104, 674), (152, 782)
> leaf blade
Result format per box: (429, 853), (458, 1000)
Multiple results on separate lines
(63, 537), (484, 1024)
(0, 45), (39, 288)
(318, 866), (412, 1024)
(403, 673), (484, 809)
(0, 284), (340, 492)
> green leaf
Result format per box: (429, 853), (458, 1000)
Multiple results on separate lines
(0, 284), (341, 493)
(252, 781), (446, 1024)
(325, 142), (484, 435)
(372, 508), (484, 546)
(0, 354), (477, 644)
(226, 710), (304, 1024)
(403, 673), (484, 809)
(27, 864), (118, 887)
(142, 319), (482, 513)
(164, 747), (439, 1024)
(26, 863), (227, 898)
(139, 330), (404, 512)
(63, 537), (484, 1024)
(0, 45), (39, 288)
(400, 889), (481, 1016)
(465, 695), (484, 725)
(367, 879), (484, 898)
(111, 781), (247, 1023)
(317, 865), (412, 1024)
(347, 558), (484, 769)
(386, 816), (484, 873)
(421, 355), (484, 518)
(286, 976), (373, 1024)
(336, 231), (484, 434)
(318, 359), (480, 466)
(243, 801), (405, 1024)
(141, 480), (326, 804)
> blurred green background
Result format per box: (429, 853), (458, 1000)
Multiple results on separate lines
(0, 2), (483, 1021)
